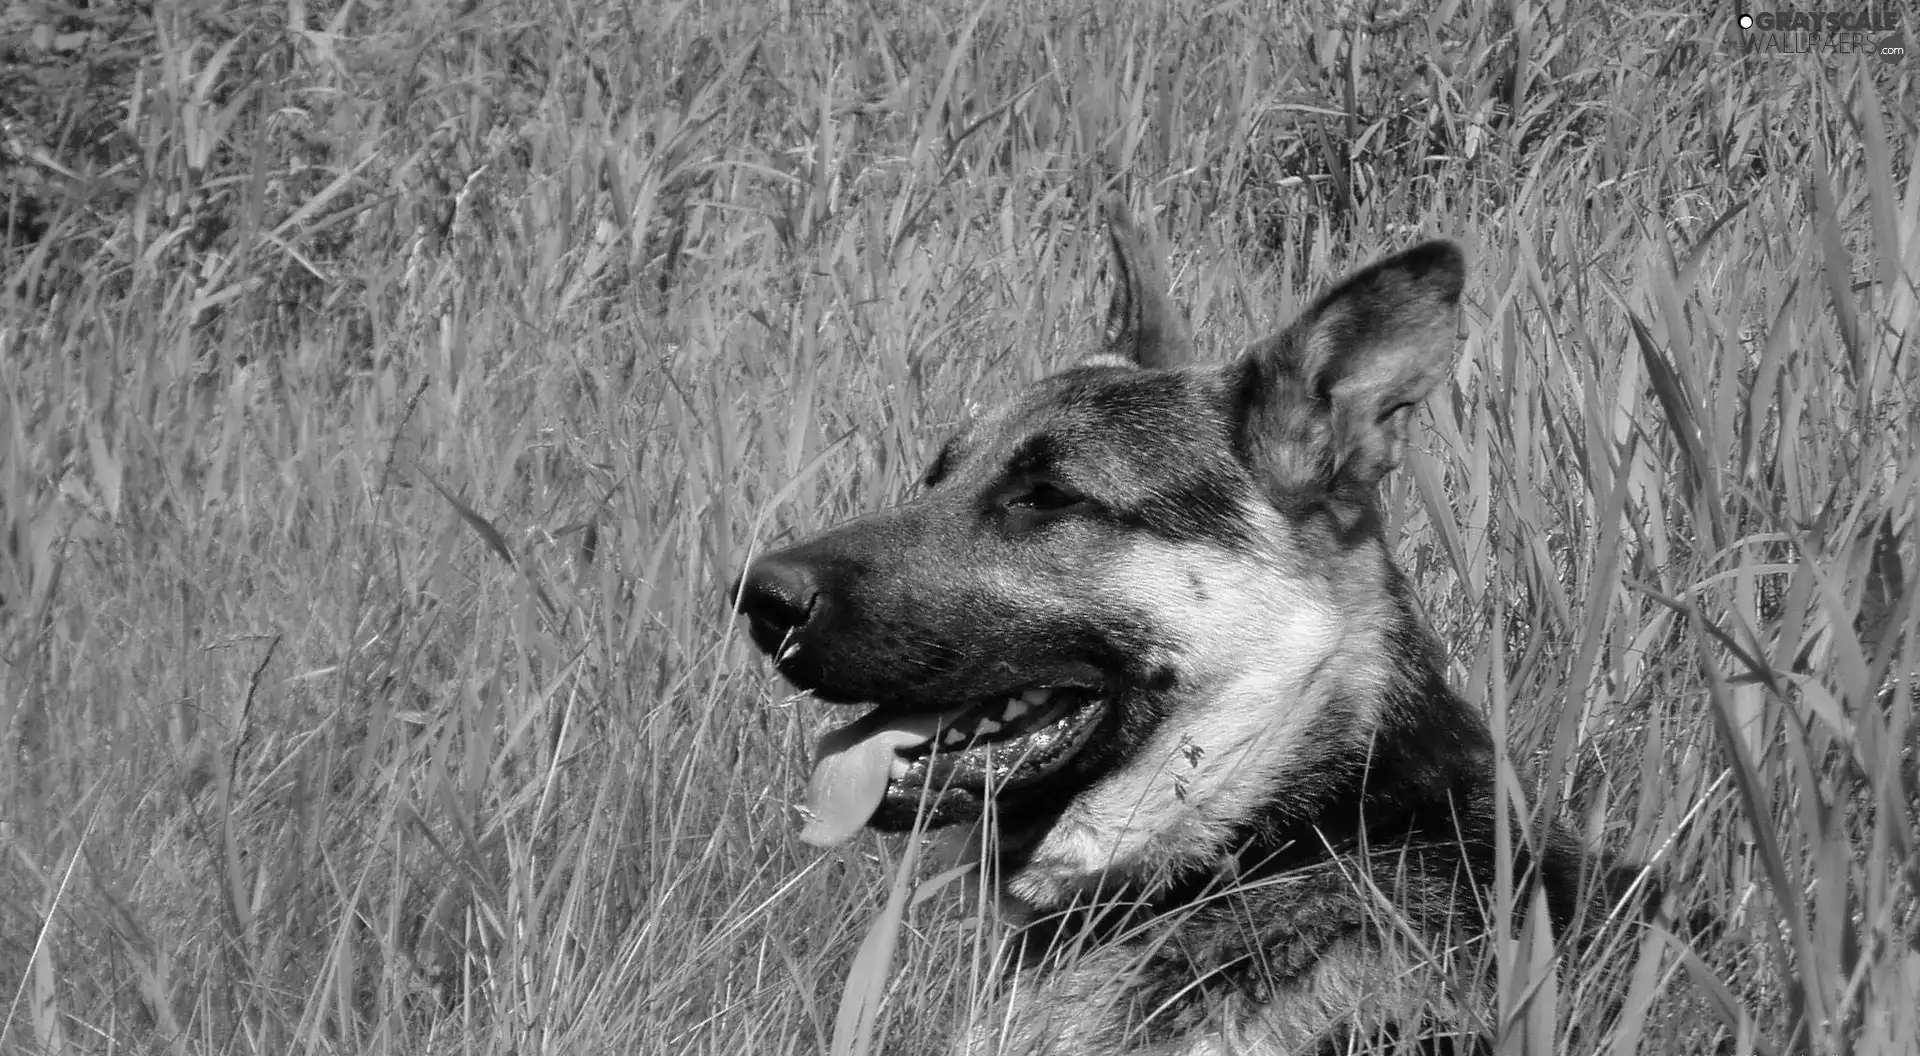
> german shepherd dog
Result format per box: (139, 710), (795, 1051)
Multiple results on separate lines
(732, 201), (1635, 1054)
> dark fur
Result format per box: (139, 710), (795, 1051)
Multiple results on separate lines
(732, 198), (1647, 1054)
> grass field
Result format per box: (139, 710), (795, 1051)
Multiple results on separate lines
(2, 0), (1917, 1052)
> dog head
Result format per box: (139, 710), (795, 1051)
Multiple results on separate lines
(732, 198), (1466, 907)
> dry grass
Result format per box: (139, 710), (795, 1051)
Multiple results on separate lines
(2, 1), (1915, 1053)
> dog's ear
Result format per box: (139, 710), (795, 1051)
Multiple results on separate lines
(1231, 241), (1464, 499)
(1099, 194), (1194, 369)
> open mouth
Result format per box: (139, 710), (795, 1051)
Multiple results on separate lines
(894, 685), (1105, 790)
(798, 685), (1109, 847)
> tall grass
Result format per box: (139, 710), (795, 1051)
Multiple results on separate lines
(1, 1), (1914, 1052)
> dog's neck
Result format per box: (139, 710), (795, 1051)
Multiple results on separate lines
(1218, 553), (1502, 877)
(997, 580), (1609, 969)
(999, 563), (1507, 953)
(1311, 598), (1501, 854)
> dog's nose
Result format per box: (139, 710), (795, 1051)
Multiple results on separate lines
(731, 553), (822, 655)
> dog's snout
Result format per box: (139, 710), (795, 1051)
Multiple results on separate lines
(733, 553), (823, 656)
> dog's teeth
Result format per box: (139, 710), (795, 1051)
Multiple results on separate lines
(1003, 698), (1031, 721)
(1021, 688), (1052, 707)
(975, 718), (1002, 736)
(889, 755), (910, 779)
(941, 727), (967, 748)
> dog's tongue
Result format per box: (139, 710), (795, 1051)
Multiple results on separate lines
(800, 710), (942, 847)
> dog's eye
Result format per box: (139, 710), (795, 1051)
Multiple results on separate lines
(1006, 482), (1082, 512)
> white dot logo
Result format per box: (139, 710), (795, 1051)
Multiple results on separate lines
(1880, 32), (1906, 64)
(1739, 13), (1753, 28)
